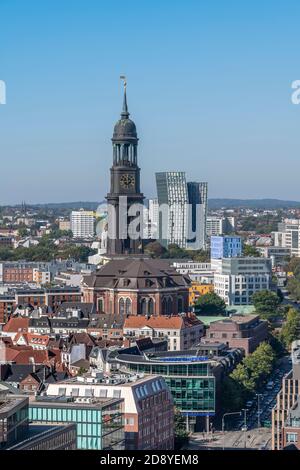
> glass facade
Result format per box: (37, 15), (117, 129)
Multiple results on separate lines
(123, 360), (215, 415)
(0, 399), (29, 449)
(29, 400), (124, 450)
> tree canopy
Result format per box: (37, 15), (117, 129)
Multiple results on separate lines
(243, 244), (261, 257)
(280, 308), (300, 350)
(195, 292), (226, 315)
(251, 290), (282, 319)
(222, 342), (276, 411)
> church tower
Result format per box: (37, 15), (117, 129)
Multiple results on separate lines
(106, 79), (144, 256)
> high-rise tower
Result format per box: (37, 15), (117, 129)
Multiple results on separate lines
(106, 79), (144, 256)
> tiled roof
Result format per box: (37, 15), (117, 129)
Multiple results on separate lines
(2, 317), (30, 333)
(13, 332), (50, 346)
(83, 258), (191, 290)
(124, 314), (203, 330)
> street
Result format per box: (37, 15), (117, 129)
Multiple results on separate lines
(186, 428), (272, 450)
(185, 355), (292, 450)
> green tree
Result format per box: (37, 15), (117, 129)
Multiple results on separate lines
(280, 308), (300, 350)
(221, 376), (245, 412)
(195, 292), (226, 315)
(144, 241), (167, 258)
(174, 408), (189, 450)
(225, 342), (277, 412)
(18, 226), (28, 237)
(286, 257), (300, 278)
(252, 290), (281, 319)
(287, 277), (300, 301)
(243, 244), (261, 257)
(230, 363), (256, 394)
(244, 342), (275, 383)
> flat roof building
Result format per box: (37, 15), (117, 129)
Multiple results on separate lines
(44, 372), (174, 450)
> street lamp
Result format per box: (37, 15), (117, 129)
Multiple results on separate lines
(242, 408), (247, 448)
(221, 411), (242, 450)
(256, 394), (263, 429)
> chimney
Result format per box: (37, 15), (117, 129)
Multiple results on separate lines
(29, 356), (36, 373)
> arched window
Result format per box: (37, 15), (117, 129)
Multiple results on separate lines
(97, 297), (104, 312)
(162, 298), (167, 315)
(167, 297), (173, 315)
(140, 298), (147, 315)
(178, 297), (184, 313)
(125, 298), (132, 315)
(148, 298), (154, 315)
(119, 298), (125, 316)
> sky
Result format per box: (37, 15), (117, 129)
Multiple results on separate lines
(1, 0), (300, 204)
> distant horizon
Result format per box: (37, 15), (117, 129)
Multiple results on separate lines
(2, 197), (300, 208)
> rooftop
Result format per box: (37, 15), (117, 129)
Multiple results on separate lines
(29, 395), (121, 409)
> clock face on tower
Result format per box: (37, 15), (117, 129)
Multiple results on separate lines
(120, 174), (135, 189)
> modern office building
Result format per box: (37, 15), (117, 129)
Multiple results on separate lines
(156, 172), (189, 249)
(44, 372), (174, 450)
(213, 257), (272, 306)
(210, 236), (242, 260)
(0, 392), (77, 450)
(206, 216), (235, 237)
(148, 198), (159, 239)
(71, 210), (95, 239)
(172, 261), (214, 284)
(109, 347), (243, 432)
(272, 340), (300, 450)
(187, 182), (208, 250)
(0, 395), (29, 449)
(273, 219), (300, 257)
(256, 246), (290, 268)
(7, 423), (77, 450)
(29, 394), (124, 450)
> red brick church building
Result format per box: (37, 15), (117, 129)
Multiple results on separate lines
(82, 258), (190, 317)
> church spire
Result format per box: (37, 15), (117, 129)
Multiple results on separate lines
(120, 75), (129, 119)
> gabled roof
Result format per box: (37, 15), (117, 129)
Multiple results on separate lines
(2, 317), (30, 333)
(13, 332), (50, 347)
(68, 333), (97, 347)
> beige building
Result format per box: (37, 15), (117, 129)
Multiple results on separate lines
(45, 372), (174, 450)
(272, 341), (300, 449)
(123, 313), (204, 351)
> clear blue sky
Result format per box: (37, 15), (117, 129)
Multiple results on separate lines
(1, 0), (300, 204)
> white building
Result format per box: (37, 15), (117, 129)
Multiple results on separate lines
(256, 246), (290, 267)
(148, 198), (159, 239)
(172, 261), (214, 283)
(156, 172), (189, 248)
(206, 216), (235, 237)
(71, 210), (95, 238)
(213, 257), (272, 306)
(273, 219), (300, 257)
